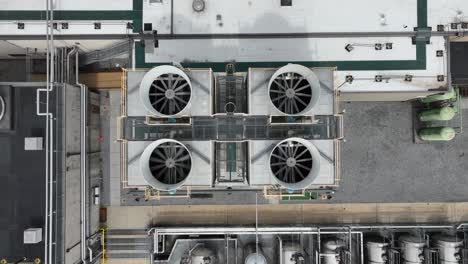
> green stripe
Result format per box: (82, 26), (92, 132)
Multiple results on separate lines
(417, 0), (428, 28)
(0, 10), (136, 20)
(132, 0), (143, 33)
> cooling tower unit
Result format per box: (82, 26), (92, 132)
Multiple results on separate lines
(269, 137), (321, 190)
(268, 64), (321, 115)
(140, 139), (192, 191)
(139, 65), (192, 116)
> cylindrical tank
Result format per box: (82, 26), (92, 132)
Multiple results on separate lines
(321, 240), (344, 264)
(189, 246), (218, 264)
(366, 241), (389, 264)
(244, 244), (267, 264)
(269, 137), (321, 190)
(268, 64), (321, 115)
(139, 65), (192, 117)
(418, 127), (456, 141)
(398, 236), (426, 264)
(418, 107), (456, 122)
(282, 242), (305, 264)
(420, 89), (457, 103)
(140, 139), (192, 191)
(433, 236), (463, 264)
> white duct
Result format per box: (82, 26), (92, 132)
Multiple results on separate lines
(268, 64), (321, 115)
(139, 65), (192, 117)
(140, 139), (193, 191)
(269, 137), (321, 190)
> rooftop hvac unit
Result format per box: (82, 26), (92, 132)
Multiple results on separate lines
(140, 139), (192, 191)
(398, 236), (426, 264)
(433, 235), (463, 264)
(269, 137), (321, 190)
(139, 65), (192, 117)
(268, 64), (321, 115)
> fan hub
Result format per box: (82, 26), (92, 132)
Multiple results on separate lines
(285, 88), (296, 98)
(165, 89), (176, 99)
(165, 158), (176, 168)
(286, 157), (297, 167)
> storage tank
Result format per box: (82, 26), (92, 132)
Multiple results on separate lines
(366, 241), (389, 264)
(398, 236), (426, 264)
(418, 107), (456, 122)
(140, 139), (192, 191)
(244, 244), (267, 264)
(268, 64), (321, 115)
(181, 245), (218, 264)
(433, 235), (463, 264)
(269, 137), (321, 190)
(418, 127), (456, 141)
(282, 242), (305, 264)
(139, 65), (192, 117)
(321, 240), (344, 264)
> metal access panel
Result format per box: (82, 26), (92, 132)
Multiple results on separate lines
(214, 141), (249, 185)
(214, 73), (247, 114)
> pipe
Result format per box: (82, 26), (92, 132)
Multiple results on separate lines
(48, 0), (54, 262)
(66, 46), (78, 84)
(37, 0), (56, 263)
(77, 49), (88, 264)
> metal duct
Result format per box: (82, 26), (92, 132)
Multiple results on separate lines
(140, 139), (192, 191)
(268, 64), (321, 115)
(139, 65), (192, 117)
(269, 137), (321, 190)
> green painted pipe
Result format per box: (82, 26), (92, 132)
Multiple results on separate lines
(418, 127), (456, 141)
(418, 106), (456, 122)
(420, 89), (456, 103)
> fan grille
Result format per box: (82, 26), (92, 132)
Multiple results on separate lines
(149, 73), (191, 115)
(269, 72), (313, 114)
(270, 140), (313, 184)
(148, 141), (192, 185)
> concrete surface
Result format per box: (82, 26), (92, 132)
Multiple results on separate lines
(334, 101), (468, 203)
(106, 202), (468, 229)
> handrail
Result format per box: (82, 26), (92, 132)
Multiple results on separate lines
(100, 228), (106, 264)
